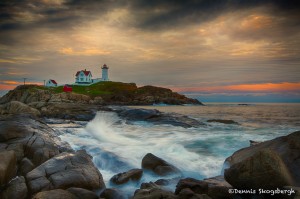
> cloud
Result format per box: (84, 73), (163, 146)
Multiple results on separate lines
(59, 47), (111, 56)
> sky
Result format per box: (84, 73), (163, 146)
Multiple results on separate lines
(0, 0), (300, 102)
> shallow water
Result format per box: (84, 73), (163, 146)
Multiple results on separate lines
(50, 103), (300, 197)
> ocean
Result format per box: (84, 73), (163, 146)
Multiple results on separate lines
(49, 103), (300, 197)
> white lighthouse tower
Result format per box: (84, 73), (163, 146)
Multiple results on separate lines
(101, 64), (109, 81)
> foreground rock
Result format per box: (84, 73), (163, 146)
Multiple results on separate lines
(0, 150), (17, 186)
(0, 176), (27, 199)
(100, 188), (126, 199)
(26, 150), (105, 194)
(224, 131), (300, 189)
(110, 169), (143, 185)
(32, 189), (77, 199)
(115, 107), (204, 128)
(175, 176), (231, 199)
(142, 153), (181, 176)
(133, 187), (177, 199)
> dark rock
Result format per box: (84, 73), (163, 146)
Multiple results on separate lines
(175, 176), (231, 199)
(140, 182), (160, 189)
(207, 119), (238, 125)
(20, 157), (35, 175)
(175, 178), (208, 195)
(116, 107), (204, 128)
(100, 188), (126, 199)
(0, 101), (41, 116)
(224, 131), (300, 188)
(32, 189), (77, 199)
(0, 176), (28, 199)
(26, 150), (105, 194)
(225, 149), (293, 189)
(0, 150), (17, 186)
(133, 187), (177, 199)
(141, 153), (181, 176)
(110, 168), (143, 185)
(249, 140), (261, 146)
(177, 188), (212, 199)
(67, 187), (98, 199)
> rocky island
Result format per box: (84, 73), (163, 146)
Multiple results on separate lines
(0, 83), (299, 199)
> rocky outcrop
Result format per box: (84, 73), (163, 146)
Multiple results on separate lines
(133, 187), (177, 199)
(0, 101), (40, 116)
(224, 131), (300, 189)
(32, 189), (77, 199)
(207, 119), (238, 125)
(100, 188), (127, 199)
(0, 150), (17, 186)
(142, 153), (181, 176)
(0, 84), (203, 106)
(67, 187), (98, 199)
(115, 107), (204, 128)
(175, 176), (231, 199)
(26, 150), (105, 194)
(110, 169), (143, 185)
(0, 176), (28, 199)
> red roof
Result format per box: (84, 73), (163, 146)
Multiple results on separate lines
(75, 70), (92, 77)
(50, 79), (57, 84)
(102, 64), (109, 69)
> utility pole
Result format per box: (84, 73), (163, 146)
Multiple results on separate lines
(23, 78), (27, 85)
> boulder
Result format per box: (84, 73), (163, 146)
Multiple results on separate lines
(110, 168), (143, 185)
(26, 150), (105, 194)
(225, 149), (293, 189)
(0, 176), (28, 199)
(20, 157), (35, 175)
(175, 176), (231, 199)
(0, 150), (17, 186)
(67, 187), (98, 199)
(177, 188), (212, 199)
(224, 131), (300, 187)
(0, 101), (40, 116)
(142, 153), (181, 176)
(32, 189), (77, 199)
(206, 119), (238, 125)
(133, 187), (177, 199)
(100, 188), (126, 199)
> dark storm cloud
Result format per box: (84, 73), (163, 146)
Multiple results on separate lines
(129, 0), (300, 30)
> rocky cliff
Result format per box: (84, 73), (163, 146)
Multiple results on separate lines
(0, 83), (202, 106)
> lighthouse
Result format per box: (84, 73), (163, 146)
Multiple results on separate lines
(101, 64), (109, 81)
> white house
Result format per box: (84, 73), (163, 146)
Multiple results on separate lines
(75, 69), (92, 84)
(46, 79), (57, 87)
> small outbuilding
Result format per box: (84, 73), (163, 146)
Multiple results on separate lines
(46, 79), (57, 87)
(63, 84), (72, 92)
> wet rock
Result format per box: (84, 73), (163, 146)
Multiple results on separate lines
(26, 150), (105, 194)
(175, 176), (231, 199)
(175, 178), (208, 195)
(115, 107), (204, 128)
(100, 188), (126, 199)
(32, 189), (77, 199)
(225, 131), (300, 187)
(0, 101), (41, 116)
(142, 153), (181, 176)
(110, 168), (143, 185)
(20, 157), (35, 175)
(249, 140), (261, 146)
(225, 149), (293, 189)
(0, 176), (27, 199)
(133, 187), (177, 199)
(207, 119), (238, 125)
(0, 150), (17, 186)
(67, 187), (98, 199)
(177, 188), (212, 199)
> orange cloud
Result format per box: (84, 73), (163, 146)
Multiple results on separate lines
(173, 82), (300, 93)
(0, 80), (43, 91)
(59, 47), (111, 56)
